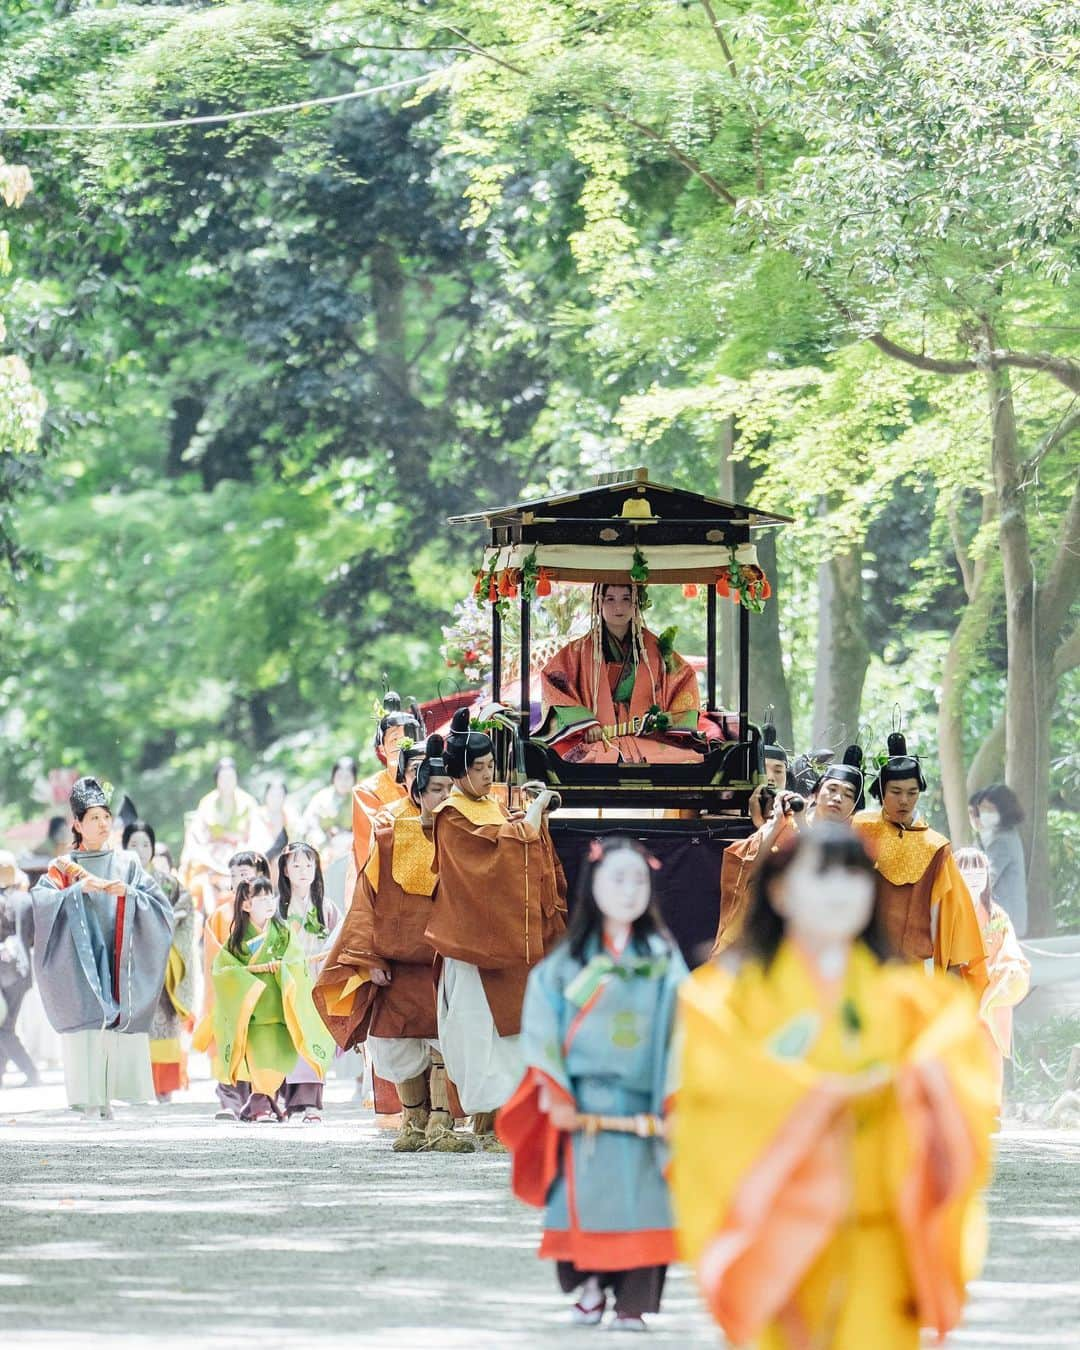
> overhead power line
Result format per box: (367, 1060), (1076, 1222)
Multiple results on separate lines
(0, 70), (441, 135)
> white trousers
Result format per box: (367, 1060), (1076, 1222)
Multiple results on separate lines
(437, 959), (522, 1114)
(367, 1035), (441, 1084)
(61, 1029), (154, 1109)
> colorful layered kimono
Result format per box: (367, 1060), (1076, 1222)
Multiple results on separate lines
(974, 895), (1030, 1102)
(211, 922), (336, 1097)
(149, 870), (196, 1096)
(853, 812), (989, 996)
(499, 933), (687, 1273)
(179, 787), (259, 912)
(538, 628), (705, 764)
(30, 849), (174, 1108)
(673, 942), (997, 1349)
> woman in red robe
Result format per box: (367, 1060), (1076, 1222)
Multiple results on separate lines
(538, 583), (706, 764)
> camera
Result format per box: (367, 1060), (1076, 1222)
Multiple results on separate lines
(759, 785), (806, 818)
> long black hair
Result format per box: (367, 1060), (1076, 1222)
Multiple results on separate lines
(738, 824), (893, 969)
(276, 841), (325, 928)
(563, 835), (673, 963)
(227, 876), (286, 957)
(122, 819), (156, 854)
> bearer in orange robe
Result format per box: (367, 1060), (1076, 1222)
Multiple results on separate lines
(538, 583), (708, 764)
(425, 708), (568, 1149)
(853, 733), (987, 996)
(350, 694), (424, 874)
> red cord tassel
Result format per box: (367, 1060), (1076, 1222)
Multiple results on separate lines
(682, 583), (698, 598)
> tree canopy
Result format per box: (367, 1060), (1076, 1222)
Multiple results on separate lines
(0, 0), (1076, 925)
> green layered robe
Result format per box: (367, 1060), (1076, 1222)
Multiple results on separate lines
(211, 922), (335, 1095)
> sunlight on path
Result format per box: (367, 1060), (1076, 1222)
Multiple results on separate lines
(1, 1080), (1078, 1347)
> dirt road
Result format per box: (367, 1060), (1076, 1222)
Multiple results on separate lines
(1, 1077), (1078, 1347)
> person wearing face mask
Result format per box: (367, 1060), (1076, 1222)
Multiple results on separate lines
(30, 777), (174, 1119)
(853, 733), (987, 995)
(424, 708), (568, 1149)
(316, 737), (474, 1153)
(955, 847), (1030, 1106)
(968, 785), (1028, 937)
(122, 820), (196, 1103)
(211, 877), (335, 1123)
(191, 849), (272, 1119)
(673, 826), (997, 1350)
(498, 837), (687, 1332)
(713, 745), (866, 956)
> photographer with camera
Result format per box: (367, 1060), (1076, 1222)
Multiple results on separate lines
(712, 747), (865, 956)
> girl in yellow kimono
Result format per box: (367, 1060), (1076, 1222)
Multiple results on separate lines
(211, 877), (335, 1123)
(672, 825), (997, 1349)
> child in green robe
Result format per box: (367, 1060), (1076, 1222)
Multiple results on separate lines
(211, 877), (335, 1122)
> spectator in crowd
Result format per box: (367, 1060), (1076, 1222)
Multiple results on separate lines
(969, 784), (1029, 937)
(0, 851), (38, 1087)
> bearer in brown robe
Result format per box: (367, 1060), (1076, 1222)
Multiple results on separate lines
(425, 708), (567, 1151)
(314, 738), (473, 1153)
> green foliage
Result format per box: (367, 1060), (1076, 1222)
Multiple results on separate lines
(1012, 1013), (1080, 1105)
(0, 0), (1075, 899)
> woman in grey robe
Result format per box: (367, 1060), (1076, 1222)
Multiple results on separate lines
(30, 777), (174, 1118)
(972, 783), (1029, 937)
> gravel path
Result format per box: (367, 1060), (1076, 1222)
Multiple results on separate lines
(1, 1075), (1078, 1347)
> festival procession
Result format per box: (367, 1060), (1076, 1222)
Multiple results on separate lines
(1, 3), (1078, 1348)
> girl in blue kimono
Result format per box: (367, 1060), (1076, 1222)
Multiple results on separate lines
(498, 835), (687, 1332)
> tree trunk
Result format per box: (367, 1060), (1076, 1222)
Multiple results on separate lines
(811, 545), (869, 750)
(986, 357), (1054, 932)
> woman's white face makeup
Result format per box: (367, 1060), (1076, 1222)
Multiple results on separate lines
(960, 864), (990, 899)
(777, 848), (875, 945)
(284, 849), (316, 894)
(79, 807), (113, 852)
(978, 808), (1001, 835)
(592, 849), (651, 926)
(332, 766), (356, 796)
(128, 830), (154, 868)
(244, 892), (278, 929)
(601, 586), (634, 638)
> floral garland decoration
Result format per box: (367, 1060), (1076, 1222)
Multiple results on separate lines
(716, 546), (772, 613)
(472, 547), (552, 614)
(656, 626), (680, 674)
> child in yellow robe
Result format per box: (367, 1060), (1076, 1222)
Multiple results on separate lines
(672, 825), (997, 1349)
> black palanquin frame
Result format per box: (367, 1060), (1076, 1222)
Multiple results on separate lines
(451, 468), (789, 745)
